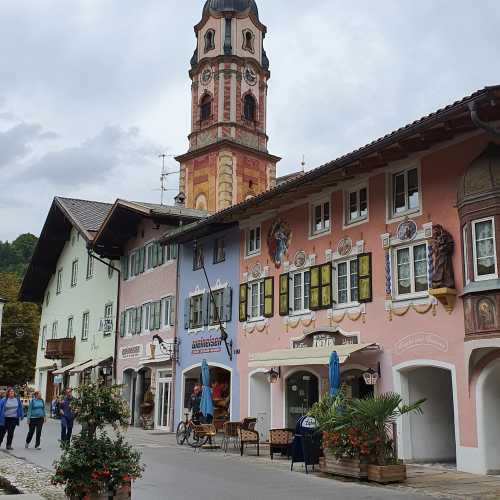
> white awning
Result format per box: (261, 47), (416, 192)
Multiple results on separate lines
(69, 357), (111, 374)
(248, 343), (378, 369)
(36, 361), (58, 371)
(53, 360), (90, 376)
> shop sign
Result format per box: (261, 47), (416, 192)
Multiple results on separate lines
(293, 331), (358, 349)
(120, 344), (144, 360)
(394, 333), (448, 354)
(192, 336), (222, 355)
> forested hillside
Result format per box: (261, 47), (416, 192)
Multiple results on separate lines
(0, 233), (38, 278)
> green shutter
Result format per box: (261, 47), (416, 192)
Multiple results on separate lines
(320, 262), (333, 308)
(121, 256), (129, 280)
(309, 266), (321, 310)
(357, 253), (373, 303)
(263, 277), (274, 318)
(279, 273), (290, 316)
(239, 284), (248, 322)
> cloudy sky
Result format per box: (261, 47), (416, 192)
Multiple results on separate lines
(1, 0), (499, 241)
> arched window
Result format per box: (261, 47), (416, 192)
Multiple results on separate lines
(244, 94), (256, 121)
(204, 30), (215, 53)
(200, 94), (212, 122)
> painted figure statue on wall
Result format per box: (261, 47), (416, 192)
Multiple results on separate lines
(431, 225), (455, 289)
(268, 219), (292, 269)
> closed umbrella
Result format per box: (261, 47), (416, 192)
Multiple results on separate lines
(200, 359), (214, 419)
(329, 351), (340, 396)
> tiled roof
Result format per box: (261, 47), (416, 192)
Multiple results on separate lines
(276, 171), (305, 186)
(126, 201), (208, 219)
(56, 197), (113, 236)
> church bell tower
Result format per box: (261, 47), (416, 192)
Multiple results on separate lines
(176, 0), (280, 212)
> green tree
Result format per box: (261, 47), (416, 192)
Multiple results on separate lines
(0, 233), (38, 278)
(0, 273), (40, 386)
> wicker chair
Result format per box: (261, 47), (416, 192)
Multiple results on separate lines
(241, 417), (257, 431)
(221, 421), (241, 453)
(238, 427), (260, 456)
(269, 429), (294, 460)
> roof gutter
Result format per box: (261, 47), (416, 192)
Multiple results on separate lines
(468, 100), (500, 139)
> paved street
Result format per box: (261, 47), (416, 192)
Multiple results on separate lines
(0, 419), (432, 500)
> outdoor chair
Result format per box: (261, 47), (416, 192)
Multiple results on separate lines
(269, 429), (294, 460)
(238, 427), (260, 456)
(221, 421), (241, 453)
(241, 417), (257, 431)
(192, 424), (218, 452)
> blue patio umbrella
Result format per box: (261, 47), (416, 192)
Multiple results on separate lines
(200, 359), (214, 418)
(329, 351), (340, 396)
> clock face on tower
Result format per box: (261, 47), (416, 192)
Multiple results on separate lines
(201, 68), (212, 85)
(243, 66), (257, 86)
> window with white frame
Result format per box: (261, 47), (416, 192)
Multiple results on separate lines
(86, 254), (94, 279)
(395, 243), (428, 297)
(81, 312), (89, 341)
(67, 317), (73, 338)
(392, 167), (420, 217)
(41, 325), (47, 350)
(71, 260), (78, 287)
(51, 321), (58, 339)
(311, 200), (331, 235)
(103, 303), (113, 336)
(463, 225), (470, 285)
(163, 296), (174, 327)
(472, 218), (498, 280)
(165, 243), (178, 262)
(346, 187), (368, 224)
(291, 271), (310, 313)
(209, 290), (224, 325)
(246, 226), (261, 256)
(248, 280), (264, 319)
(189, 295), (204, 329)
(337, 259), (359, 305)
(56, 269), (63, 294)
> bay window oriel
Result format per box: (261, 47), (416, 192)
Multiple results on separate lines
(472, 217), (498, 280)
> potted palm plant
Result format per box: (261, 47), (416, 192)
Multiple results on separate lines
(349, 393), (425, 484)
(52, 384), (144, 499)
(309, 389), (370, 479)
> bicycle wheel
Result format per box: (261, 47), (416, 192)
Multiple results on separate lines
(176, 421), (187, 446)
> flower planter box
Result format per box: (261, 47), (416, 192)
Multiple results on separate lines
(69, 481), (131, 500)
(367, 464), (407, 484)
(320, 450), (368, 479)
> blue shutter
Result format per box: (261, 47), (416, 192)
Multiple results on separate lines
(202, 292), (210, 326)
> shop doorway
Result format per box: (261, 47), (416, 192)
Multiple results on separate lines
(285, 370), (319, 429)
(398, 365), (456, 464)
(122, 369), (136, 424)
(342, 369), (374, 399)
(249, 371), (271, 441)
(182, 364), (231, 430)
(156, 371), (173, 431)
(477, 358), (500, 475)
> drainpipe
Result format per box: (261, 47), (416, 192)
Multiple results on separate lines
(468, 100), (500, 139)
(87, 248), (121, 385)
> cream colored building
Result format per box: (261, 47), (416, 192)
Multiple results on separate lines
(20, 197), (118, 401)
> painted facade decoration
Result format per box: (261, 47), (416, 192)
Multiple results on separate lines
(267, 219), (292, 269)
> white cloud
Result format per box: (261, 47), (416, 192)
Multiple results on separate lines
(1, 0), (500, 240)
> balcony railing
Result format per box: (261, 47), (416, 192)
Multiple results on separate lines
(45, 337), (76, 360)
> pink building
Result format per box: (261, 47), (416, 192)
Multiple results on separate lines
(174, 86), (500, 474)
(92, 200), (205, 431)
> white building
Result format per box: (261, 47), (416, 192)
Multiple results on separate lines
(20, 197), (119, 401)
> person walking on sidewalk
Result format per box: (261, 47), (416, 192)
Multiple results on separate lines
(0, 388), (25, 450)
(59, 387), (75, 444)
(25, 390), (46, 450)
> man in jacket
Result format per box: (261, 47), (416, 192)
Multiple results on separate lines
(59, 388), (75, 444)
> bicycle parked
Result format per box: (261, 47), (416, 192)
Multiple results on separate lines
(176, 412), (212, 448)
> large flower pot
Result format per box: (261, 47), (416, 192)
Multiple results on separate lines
(69, 481), (132, 500)
(320, 449), (368, 479)
(367, 464), (407, 484)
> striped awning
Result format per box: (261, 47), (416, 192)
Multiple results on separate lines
(248, 343), (378, 369)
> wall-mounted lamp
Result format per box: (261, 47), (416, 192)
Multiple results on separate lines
(363, 363), (381, 386)
(267, 367), (281, 384)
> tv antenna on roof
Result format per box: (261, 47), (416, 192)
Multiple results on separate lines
(156, 153), (180, 205)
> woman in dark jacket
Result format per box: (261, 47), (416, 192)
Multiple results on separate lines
(0, 388), (25, 450)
